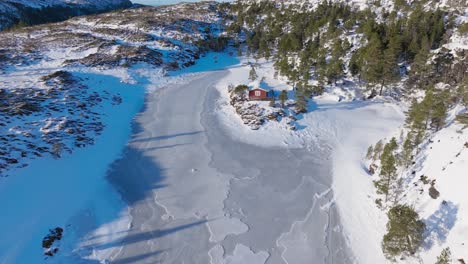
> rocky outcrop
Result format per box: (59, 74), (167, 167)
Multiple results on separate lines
(230, 92), (297, 130)
(0, 71), (116, 176)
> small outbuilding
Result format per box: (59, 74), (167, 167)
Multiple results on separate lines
(249, 88), (272, 101)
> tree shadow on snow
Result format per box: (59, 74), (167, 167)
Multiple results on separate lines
(423, 201), (458, 250)
(83, 220), (207, 252)
(313, 100), (377, 112)
(130, 131), (204, 143)
(293, 98), (381, 131)
(111, 250), (165, 264)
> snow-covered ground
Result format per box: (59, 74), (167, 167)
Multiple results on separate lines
(214, 58), (408, 263)
(0, 50), (240, 263)
(1, 1), (466, 261)
(413, 120), (468, 262)
(0, 68), (145, 263)
(101, 53), (353, 263)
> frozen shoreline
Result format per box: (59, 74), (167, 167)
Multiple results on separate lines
(213, 60), (406, 263)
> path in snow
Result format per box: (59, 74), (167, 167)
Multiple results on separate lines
(107, 71), (353, 263)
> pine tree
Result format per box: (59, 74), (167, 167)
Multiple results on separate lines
(431, 90), (449, 131)
(400, 133), (414, 168)
(381, 34), (401, 95)
(249, 65), (258, 81)
(434, 48), (454, 83)
(407, 37), (420, 60)
(296, 93), (307, 113)
(362, 34), (384, 89)
(436, 247), (451, 264)
(316, 47), (328, 84)
(326, 39), (345, 84)
(279, 90), (288, 108)
(326, 58), (344, 85)
(458, 77), (468, 106)
(420, 89), (435, 128)
(405, 99), (426, 145)
(382, 205), (425, 258)
(259, 37), (271, 59)
(349, 50), (363, 78)
(409, 36), (431, 89)
(374, 138), (398, 202)
(373, 140), (384, 161)
(366, 144), (374, 160)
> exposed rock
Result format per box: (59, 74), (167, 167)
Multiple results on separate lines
(42, 227), (64, 257)
(0, 71), (116, 175)
(429, 186), (440, 199)
(368, 163), (378, 175)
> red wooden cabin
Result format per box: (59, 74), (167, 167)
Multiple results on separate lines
(249, 88), (269, 100)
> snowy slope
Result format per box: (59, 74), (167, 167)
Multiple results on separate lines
(214, 4), (468, 261)
(0, 1), (227, 176)
(0, 0), (132, 30)
(241, 0), (467, 13)
(349, 11), (468, 263)
(2, 0), (131, 9)
(408, 112), (468, 262)
(214, 57), (408, 263)
(0, 2), (235, 263)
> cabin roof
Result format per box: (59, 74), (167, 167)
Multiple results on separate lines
(250, 87), (267, 92)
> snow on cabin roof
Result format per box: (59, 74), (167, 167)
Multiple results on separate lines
(250, 87), (267, 91)
(248, 80), (272, 91)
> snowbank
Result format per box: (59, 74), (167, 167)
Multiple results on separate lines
(327, 99), (405, 263)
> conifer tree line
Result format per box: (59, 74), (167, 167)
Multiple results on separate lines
(227, 0), (466, 99)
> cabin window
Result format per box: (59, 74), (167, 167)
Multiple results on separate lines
(255, 91), (261, 96)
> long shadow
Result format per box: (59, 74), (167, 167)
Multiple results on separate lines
(144, 143), (191, 152)
(86, 220), (208, 251)
(313, 99), (376, 112)
(169, 49), (241, 76)
(75, 97), (208, 261)
(292, 95), (379, 131)
(423, 201), (458, 250)
(112, 250), (165, 264)
(131, 131), (203, 143)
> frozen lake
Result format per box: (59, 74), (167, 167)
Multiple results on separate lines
(107, 70), (354, 263)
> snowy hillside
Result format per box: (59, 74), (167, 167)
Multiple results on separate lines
(407, 109), (468, 262)
(0, 2), (239, 263)
(226, 0), (468, 262)
(241, 0), (468, 11)
(0, 0), (467, 263)
(357, 11), (468, 264)
(0, 0), (132, 31)
(0, 1), (228, 176)
(2, 0), (131, 9)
